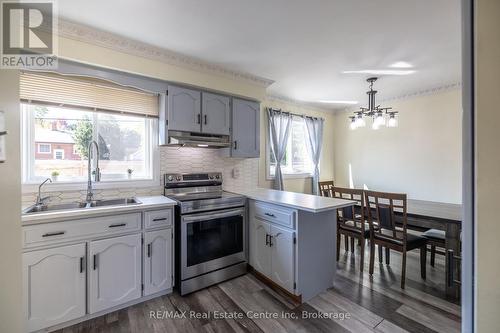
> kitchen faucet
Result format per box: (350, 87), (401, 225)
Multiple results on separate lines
(35, 178), (52, 207)
(86, 140), (101, 204)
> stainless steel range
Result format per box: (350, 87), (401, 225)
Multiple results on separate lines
(164, 172), (247, 295)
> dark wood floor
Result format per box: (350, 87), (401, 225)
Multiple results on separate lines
(56, 238), (461, 333)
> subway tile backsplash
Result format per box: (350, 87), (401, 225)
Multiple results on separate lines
(22, 147), (259, 208)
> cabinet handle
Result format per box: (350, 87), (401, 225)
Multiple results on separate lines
(93, 254), (98, 270)
(147, 244), (152, 258)
(42, 231), (65, 237)
(152, 217), (167, 222)
(264, 212), (276, 218)
(109, 223), (126, 228)
(233, 141), (238, 150)
(197, 114), (201, 124)
(269, 235), (273, 247)
(204, 115), (207, 125)
(265, 234), (270, 246)
(80, 256), (85, 273)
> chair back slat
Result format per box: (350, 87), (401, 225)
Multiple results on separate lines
(364, 190), (408, 243)
(318, 181), (334, 197)
(332, 186), (365, 235)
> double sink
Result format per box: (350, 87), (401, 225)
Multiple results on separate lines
(23, 197), (142, 214)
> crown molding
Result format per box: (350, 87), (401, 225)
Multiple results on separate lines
(334, 81), (462, 114)
(264, 94), (336, 113)
(57, 19), (274, 88)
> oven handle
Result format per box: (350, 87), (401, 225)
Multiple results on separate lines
(181, 208), (245, 223)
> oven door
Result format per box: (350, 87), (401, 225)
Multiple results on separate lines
(181, 207), (246, 280)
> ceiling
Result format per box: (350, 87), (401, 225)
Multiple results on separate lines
(58, 0), (461, 110)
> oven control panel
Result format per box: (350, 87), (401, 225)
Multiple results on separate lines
(165, 172), (222, 184)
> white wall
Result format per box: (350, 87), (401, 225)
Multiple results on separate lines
(334, 89), (462, 205)
(0, 70), (23, 333)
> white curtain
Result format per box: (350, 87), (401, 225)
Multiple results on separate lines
(268, 108), (293, 191)
(303, 116), (324, 195)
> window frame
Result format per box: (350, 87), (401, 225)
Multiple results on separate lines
(37, 143), (51, 154)
(21, 103), (160, 191)
(53, 149), (65, 160)
(265, 116), (314, 180)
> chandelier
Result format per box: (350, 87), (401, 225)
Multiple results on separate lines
(349, 77), (398, 130)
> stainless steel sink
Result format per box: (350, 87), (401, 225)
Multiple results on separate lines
(23, 197), (142, 214)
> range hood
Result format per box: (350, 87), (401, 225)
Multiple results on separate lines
(167, 130), (231, 148)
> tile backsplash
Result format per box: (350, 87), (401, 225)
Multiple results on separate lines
(22, 147), (259, 208)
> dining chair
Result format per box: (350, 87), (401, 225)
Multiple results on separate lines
(422, 229), (446, 267)
(318, 181), (334, 197)
(332, 187), (369, 271)
(318, 181), (352, 252)
(364, 190), (428, 288)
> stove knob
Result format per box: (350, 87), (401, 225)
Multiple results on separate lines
(209, 176), (214, 179)
(215, 174), (220, 179)
(176, 176), (182, 181)
(167, 175), (173, 182)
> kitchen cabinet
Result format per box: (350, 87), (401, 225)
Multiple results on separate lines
(249, 203), (296, 294)
(202, 92), (230, 135)
(167, 85), (201, 133)
(89, 233), (142, 313)
(231, 98), (260, 157)
(23, 243), (86, 332)
(144, 229), (173, 296)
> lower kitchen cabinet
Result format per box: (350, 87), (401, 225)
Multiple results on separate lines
(23, 243), (86, 332)
(89, 233), (142, 313)
(144, 228), (173, 296)
(250, 214), (296, 293)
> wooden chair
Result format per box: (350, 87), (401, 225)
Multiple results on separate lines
(365, 190), (428, 288)
(332, 187), (369, 271)
(318, 181), (334, 197)
(422, 229), (446, 267)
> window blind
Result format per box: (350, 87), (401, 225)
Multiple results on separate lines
(20, 71), (159, 117)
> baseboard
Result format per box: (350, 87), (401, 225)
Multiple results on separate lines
(247, 265), (302, 304)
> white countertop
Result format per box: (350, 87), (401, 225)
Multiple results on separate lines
(22, 196), (177, 224)
(229, 188), (356, 213)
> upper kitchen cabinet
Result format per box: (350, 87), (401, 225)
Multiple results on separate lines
(167, 85), (201, 133)
(201, 92), (231, 135)
(231, 98), (260, 158)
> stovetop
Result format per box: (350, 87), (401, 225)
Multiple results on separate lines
(163, 172), (246, 214)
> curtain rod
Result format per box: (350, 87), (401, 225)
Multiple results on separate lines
(267, 107), (324, 121)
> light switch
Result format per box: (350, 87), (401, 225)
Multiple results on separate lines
(0, 111), (5, 163)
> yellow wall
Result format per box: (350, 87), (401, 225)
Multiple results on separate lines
(334, 89), (462, 204)
(0, 70), (23, 333)
(259, 98), (335, 194)
(475, 0), (500, 331)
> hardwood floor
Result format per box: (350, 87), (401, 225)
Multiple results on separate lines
(56, 238), (461, 333)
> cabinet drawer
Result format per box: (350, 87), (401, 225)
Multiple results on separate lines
(144, 209), (173, 229)
(254, 202), (296, 229)
(23, 213), (141, 248)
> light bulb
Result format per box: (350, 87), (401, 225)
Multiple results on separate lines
(372, 121), (380, 130)
(355, 115), (366, 127)
(374, 112), (385, 127)
(350, 118), (357, 130)
(388, 115), (398, 128)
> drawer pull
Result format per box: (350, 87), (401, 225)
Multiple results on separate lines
(264, 212), (276, 218)
(42, 231), (65, 237)
(152, 217), (167, 222)
(109, 223), (126, 228)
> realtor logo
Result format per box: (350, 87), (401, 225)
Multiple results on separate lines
(1, 0), (57, 69)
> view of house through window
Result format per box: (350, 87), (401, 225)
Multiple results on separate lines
(23, 104), (153, 182)
(268, 117), (314, 177)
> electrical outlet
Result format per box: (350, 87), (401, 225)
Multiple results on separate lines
(232, 168), (240, 179)
(0, 111), (5, 163)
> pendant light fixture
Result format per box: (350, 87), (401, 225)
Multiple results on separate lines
(349, 77), (399, 130)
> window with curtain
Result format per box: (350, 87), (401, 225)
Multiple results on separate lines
(267, 117), (314, 177)
(20, 71), (159, 183)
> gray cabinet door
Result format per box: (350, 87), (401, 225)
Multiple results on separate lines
(201, 92), (230, 135)
(167, 85), (201, 133)
(232, 98), (260, 157)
